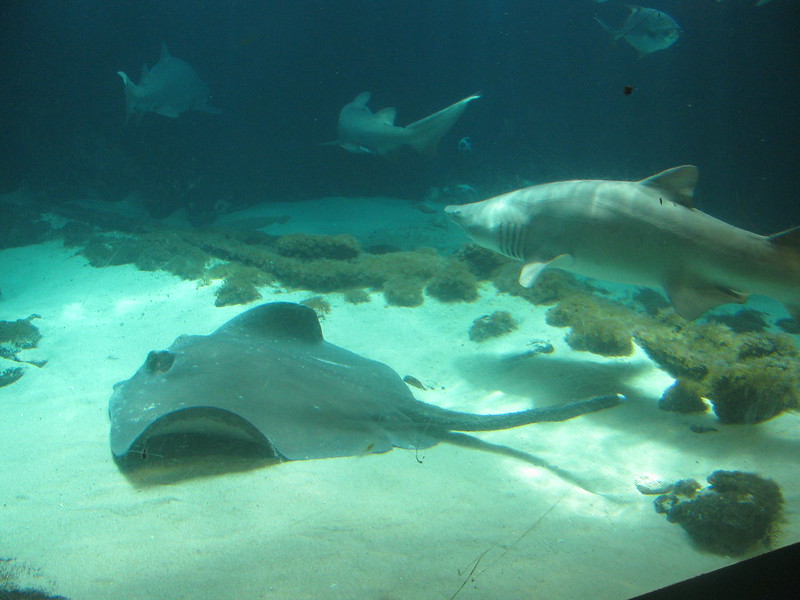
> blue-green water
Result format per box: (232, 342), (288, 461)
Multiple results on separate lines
(0, 2), (798, 599)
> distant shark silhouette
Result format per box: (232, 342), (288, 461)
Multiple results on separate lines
(117, 43), (221, 121)
(332, 92), (480, 156)
(446, 166), (800, 321)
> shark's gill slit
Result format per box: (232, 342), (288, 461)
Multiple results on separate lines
(501, 223), (524, 260)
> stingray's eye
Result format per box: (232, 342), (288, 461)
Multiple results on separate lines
(145, 350), (175, 374)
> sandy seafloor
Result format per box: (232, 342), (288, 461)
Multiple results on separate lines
(1, 195), (799, 600)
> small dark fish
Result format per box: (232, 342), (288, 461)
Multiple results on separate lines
(690, 425), (718, 434)
(403, 375), (427, 390)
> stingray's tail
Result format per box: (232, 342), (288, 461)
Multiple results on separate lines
(407, 393), (624, 432)
(404, 93), (480, 157)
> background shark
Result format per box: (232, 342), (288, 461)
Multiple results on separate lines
(117, 43), (220, 121)
(446, 165), (800, 321)
(333, 92), (480, 156)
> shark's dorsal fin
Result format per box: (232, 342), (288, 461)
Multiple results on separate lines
(216, 302), (324, 344)
(352, 92), (371, 108)
(160, 43), (171, 61)
(638, 165), (698, 208)
(768, 226), (800, 250)
(374, 107), (397, 126)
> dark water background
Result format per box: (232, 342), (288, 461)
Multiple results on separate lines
(0, 0), (797, 231)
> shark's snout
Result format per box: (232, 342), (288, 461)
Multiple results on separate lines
(444, 205), (463, 223)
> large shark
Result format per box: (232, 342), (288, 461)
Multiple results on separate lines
(445, 166), (800, 321)
(117, 43), (220, 121)
(333, 92), (480, 156)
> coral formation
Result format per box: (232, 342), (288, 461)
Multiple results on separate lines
(658, 379), (707, 413)
(634, 321), (725, 381)
(79, 233), (145, 268)
(708, 308), (769, 333)
(300, 296), (332, 318)
(545, 294), (635, 357)
(655, 470), (783, 556)
(564, 317), (633, 356)
(469, 311), (518, 342)
(69, 216), (485, 309)
(274, 233), (360, 260)
(209, 263), (273, 307)
(0, 366), (24, 388)
(214, 278), (261, 307)
(492, 266), (590, 306)
(455, 243), (509, 279)
(0, 316), (42, 360)
(134, 231), (210, 279)
(383, 276), (425, 307)
(425, 260), (479, 302)
(80, 231), (210, 279)
(709, 358), (800, 423)
(636, 320), (800, 423)
(342, 288), (370, 304)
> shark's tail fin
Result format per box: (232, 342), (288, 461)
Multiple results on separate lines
(117, 71), (138, 123)
(404, 93), (480, 157)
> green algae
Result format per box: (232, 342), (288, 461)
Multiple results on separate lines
(0, 316), (41, 360)
(275, 233), (360, 260)
(383, 276), (425, 307)
(300, 295), (332, 318)
(469, 311), (518, 342)
(545, 293), (636, 357)
(426, 260), (479, 303)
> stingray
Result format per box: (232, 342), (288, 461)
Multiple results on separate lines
(109, 303), (622, 469)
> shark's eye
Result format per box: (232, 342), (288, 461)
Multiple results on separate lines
(145, 350), (175, 374)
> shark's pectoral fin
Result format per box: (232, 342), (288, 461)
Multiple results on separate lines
(518, 254), (572, 288)
(339, 142), (376, 155)
(664, 276), (748, 320)
(156, 107), (181, 118)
